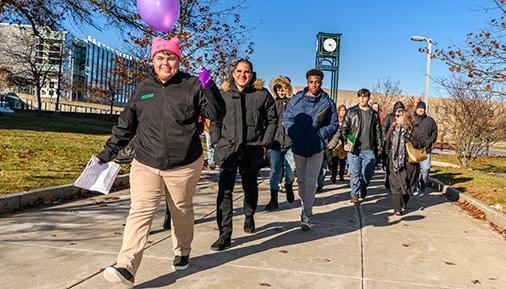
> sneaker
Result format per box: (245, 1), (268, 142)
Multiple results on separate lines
(300, 220), (312, 231)
(351, 195), (360, 204)
(330, 177), (336, 184)
(172, 255), (190, 271)
(265, 198), (279, 211)
(210, 235), (231, 251)
(243, 216), (255, 234)
(285, 183), (294, 203)
(316, 186), (323, 193)
(103, 267), (134, 288)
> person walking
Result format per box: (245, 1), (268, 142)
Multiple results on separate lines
(203, 118), (216, 170)
(384, 111), (424, 215)
(98, 36), (225, 288)
(209, 59), (278, 251)
(341, 88), (382, 204)
(382, 101), (406, 189)
(327, 104), (348, 183)
(265, 76), (296, 211)
(284, 69), (338, 230)
(414, 101), (438, 194)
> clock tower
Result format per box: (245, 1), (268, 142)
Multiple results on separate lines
(315, 32), (342, 102)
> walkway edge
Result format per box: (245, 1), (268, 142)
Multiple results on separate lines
(428, 176), (506, 231)
(0, 174), (130, 214)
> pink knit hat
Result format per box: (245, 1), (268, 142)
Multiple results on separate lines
(150, 37), (181, 59)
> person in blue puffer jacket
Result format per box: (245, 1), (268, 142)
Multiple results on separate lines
(283, 69), (338, 231)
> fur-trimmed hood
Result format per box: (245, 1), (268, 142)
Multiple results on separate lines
(269, 76), (293, 99)
(221, 79), (265, 92)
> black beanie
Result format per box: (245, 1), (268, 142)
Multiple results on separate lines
(393, 101), (405, 112)
(416, 101), (426, 110)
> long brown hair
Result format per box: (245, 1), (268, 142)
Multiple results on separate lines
(391, 110), (414, 131)
(337, 104), (347, 123)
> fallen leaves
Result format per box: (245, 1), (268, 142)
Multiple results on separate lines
(444, 261), (456, 266)
(278, 249), (288, 254)
(402, 244), (410, 247)
(471, 279), (481, 285)
(259, 283), (271, 287)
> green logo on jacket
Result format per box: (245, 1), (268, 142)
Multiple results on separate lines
(140, 93), (155, 100)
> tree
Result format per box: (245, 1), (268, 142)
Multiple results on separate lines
(371, 78), (404, 113)
(0, 67), (13, 94)
(435, 0), (506, 96)
(440, 77), (506, 168)
(2, 0), (254, 85)
(0, 27), (56, 112)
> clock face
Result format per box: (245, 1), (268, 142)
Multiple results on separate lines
(323, 38), (337, 52)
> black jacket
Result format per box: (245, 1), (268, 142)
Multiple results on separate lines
(270, 98), (292, 151)
(382, 101), (406, 145)
(414, 113), (438, 153)
(210, 80), (278, 168)
(98, 70), (225, 169)
(341, 105), (383, 154)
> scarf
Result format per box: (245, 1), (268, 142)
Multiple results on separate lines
(391, 125), (408, 173)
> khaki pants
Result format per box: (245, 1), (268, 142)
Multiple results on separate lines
(117, 156), (203, 275)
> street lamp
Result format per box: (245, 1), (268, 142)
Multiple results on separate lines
(411, 35), (432, 112)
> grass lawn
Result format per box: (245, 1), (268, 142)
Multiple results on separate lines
(0, 111), (123, 195)
(432, 153), (506, 174)
(431, 166), (506, 213)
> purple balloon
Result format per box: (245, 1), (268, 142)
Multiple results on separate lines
(137, 0), (180, 32)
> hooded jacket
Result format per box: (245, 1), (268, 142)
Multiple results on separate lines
(341, 104), (383, 154)
(269, 76), (293, 151)
(283, 88), (338, 157)
(210, 79), (278, 168)
(382, 101), (405, 145)
(97, 70), (225, 170)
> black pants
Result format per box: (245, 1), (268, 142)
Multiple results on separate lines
(216, 165), (259, 237)
(389, 160), (419, 213)
(330, 156), (346, 180)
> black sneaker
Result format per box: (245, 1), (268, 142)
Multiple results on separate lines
(210, 235), (231, 251)
(103, 266), (134, 288)
(243, 216), (255, 234)
(285, 183), (294, 203)
(265, 198), (279, 211)
(360, 187), (367, 199)
(172, 255), (190, 271)
(351, 195), (360, 204)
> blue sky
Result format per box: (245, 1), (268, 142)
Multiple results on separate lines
(65, 0), (497, 97)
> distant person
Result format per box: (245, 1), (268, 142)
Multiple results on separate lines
(265, 76), (296, 211)
(284, 69), (338, 230)
(371, 102), (384, 126)
(414, 101), (438, 194)
(382, 101), (405, 189)
(327, 104), (348, 183)
(203, 118), (216, 170)
(384, 110), (425, 215)
(341, 88), (382, 204)
(209, 59), (278, 251)
(98, 36), (225, 287)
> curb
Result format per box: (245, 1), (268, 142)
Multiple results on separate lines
(0, 174), (130, 214)
(428, 176), (506, 231)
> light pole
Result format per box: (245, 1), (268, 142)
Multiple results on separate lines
(411, 35), (432, 112)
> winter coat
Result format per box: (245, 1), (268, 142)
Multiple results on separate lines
(98, 70), (225, 170)
(269, 76), (293, 151)
(210, 79), (278, 168)
(283, 88), (338, 157)
(414, 113), (438, 153)
(341, 105), (383, 154)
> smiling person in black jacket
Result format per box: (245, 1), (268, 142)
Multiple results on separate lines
(209, 59), (278, 251)
(98, 37), (225, 287)
(414, 101), (438, 194)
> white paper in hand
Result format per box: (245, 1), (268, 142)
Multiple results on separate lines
(74, 156), (121, 194)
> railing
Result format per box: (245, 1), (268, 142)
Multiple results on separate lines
(0, 96), (122, 115)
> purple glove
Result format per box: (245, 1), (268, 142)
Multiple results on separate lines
(198, 67), (213, 89)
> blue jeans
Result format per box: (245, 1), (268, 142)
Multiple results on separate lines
(204, 131), (214, 165)
(269, 149), (296, 191)
(418, 153), (431, 193)
(317, 153), (330, 189)
(348, 149), (376, 197)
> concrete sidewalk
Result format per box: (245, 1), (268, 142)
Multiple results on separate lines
(1, 170), (505, 289)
